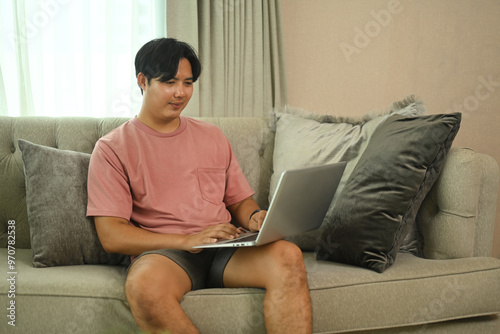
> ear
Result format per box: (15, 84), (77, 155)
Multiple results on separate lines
(137, 72), (148, 91)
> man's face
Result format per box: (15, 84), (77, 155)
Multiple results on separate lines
(139, 58), (194, 126)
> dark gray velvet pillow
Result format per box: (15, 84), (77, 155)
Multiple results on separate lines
(316, 113), (461, 273)
(18, 139), (128, 268)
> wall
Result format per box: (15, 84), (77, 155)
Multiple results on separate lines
(281, 0), (500, 258)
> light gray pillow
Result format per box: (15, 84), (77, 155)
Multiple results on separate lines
(270, 96), (426, 250)
(18, 139), (128, 268)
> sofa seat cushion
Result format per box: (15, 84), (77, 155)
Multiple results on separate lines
(2, 250), (499, 333)
(6, 249), (127, 298)
(0, 248), (136, 333)
(305, 252), (500, 333)
(180, 252), (500, 333)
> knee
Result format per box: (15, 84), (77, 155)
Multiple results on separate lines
(125, 255), (194, 332)
(268, 240), (304, 264)
(125, 261), (162, 311)
(267, 240), (308, 284)
(126, 272), (171, 331)
(125, 256), (182, 310)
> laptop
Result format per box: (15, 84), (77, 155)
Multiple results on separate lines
(194, 162), (346, 248)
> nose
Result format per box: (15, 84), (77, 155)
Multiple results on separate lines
(174, 84), (185, 98)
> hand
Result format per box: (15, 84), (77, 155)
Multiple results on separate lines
(186, 223), (245, 253)
(248, 210), (267, 232)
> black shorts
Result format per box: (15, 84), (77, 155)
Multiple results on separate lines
(129, 247), (238, 290)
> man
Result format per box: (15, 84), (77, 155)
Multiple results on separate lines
(87, 38), (311, 334)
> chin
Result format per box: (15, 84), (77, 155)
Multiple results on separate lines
(161, 107), (183, 117)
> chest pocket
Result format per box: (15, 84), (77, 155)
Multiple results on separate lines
(197, 168), (226, 205)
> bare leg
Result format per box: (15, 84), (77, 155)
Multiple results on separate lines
(125, 254), (198, 334)
(223, 240), (312, 333)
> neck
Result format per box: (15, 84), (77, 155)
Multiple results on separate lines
(137, 112), (181, 134)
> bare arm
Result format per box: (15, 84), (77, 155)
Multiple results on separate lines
(94, 216), (244, 255)
(227, 196), (267, 232)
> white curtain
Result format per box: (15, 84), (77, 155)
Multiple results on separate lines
(1, 0), (287, 118)
(0, 0), (166, 117)
(166, 0), (288, 117)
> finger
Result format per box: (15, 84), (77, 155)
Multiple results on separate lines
(210, 224), (241, 237)
(203, 237), (218, 244)
(205, 229), (238, 241)
(210, 223), (239, 233)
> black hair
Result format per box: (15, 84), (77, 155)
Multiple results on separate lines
(134, 38), (202, 94)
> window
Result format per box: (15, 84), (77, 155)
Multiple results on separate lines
(1, 0), (166, 117)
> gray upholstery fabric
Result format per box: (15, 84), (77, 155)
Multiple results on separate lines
(0, 116), (130, 249)
(1, 249), (499, 334)
(0, 116), (499, 334)
(418, 148), (500, 259)
(351, 315), (500, 334)
(0, 249), (136, 333)
(18, 139), (128, 267)
(316, 113), (461, 272)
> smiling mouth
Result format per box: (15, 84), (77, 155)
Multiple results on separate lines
(169, 102), (183, 109)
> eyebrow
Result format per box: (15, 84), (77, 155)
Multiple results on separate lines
(171, 77), (194, 81)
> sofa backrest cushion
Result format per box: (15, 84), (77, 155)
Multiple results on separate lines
(0, 116), (273, 249)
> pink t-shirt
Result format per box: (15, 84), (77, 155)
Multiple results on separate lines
(86, 116), (254, 235)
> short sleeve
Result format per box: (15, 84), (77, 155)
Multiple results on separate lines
(86, 140), (133, 220)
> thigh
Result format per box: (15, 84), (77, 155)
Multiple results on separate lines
(223, 240), (305, 289)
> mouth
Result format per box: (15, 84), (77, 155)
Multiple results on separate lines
(169, 102), (183, 109)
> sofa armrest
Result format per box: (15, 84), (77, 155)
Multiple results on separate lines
(417, 147), (499, 259)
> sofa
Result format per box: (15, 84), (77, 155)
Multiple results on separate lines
(1, 100), (500, 333)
